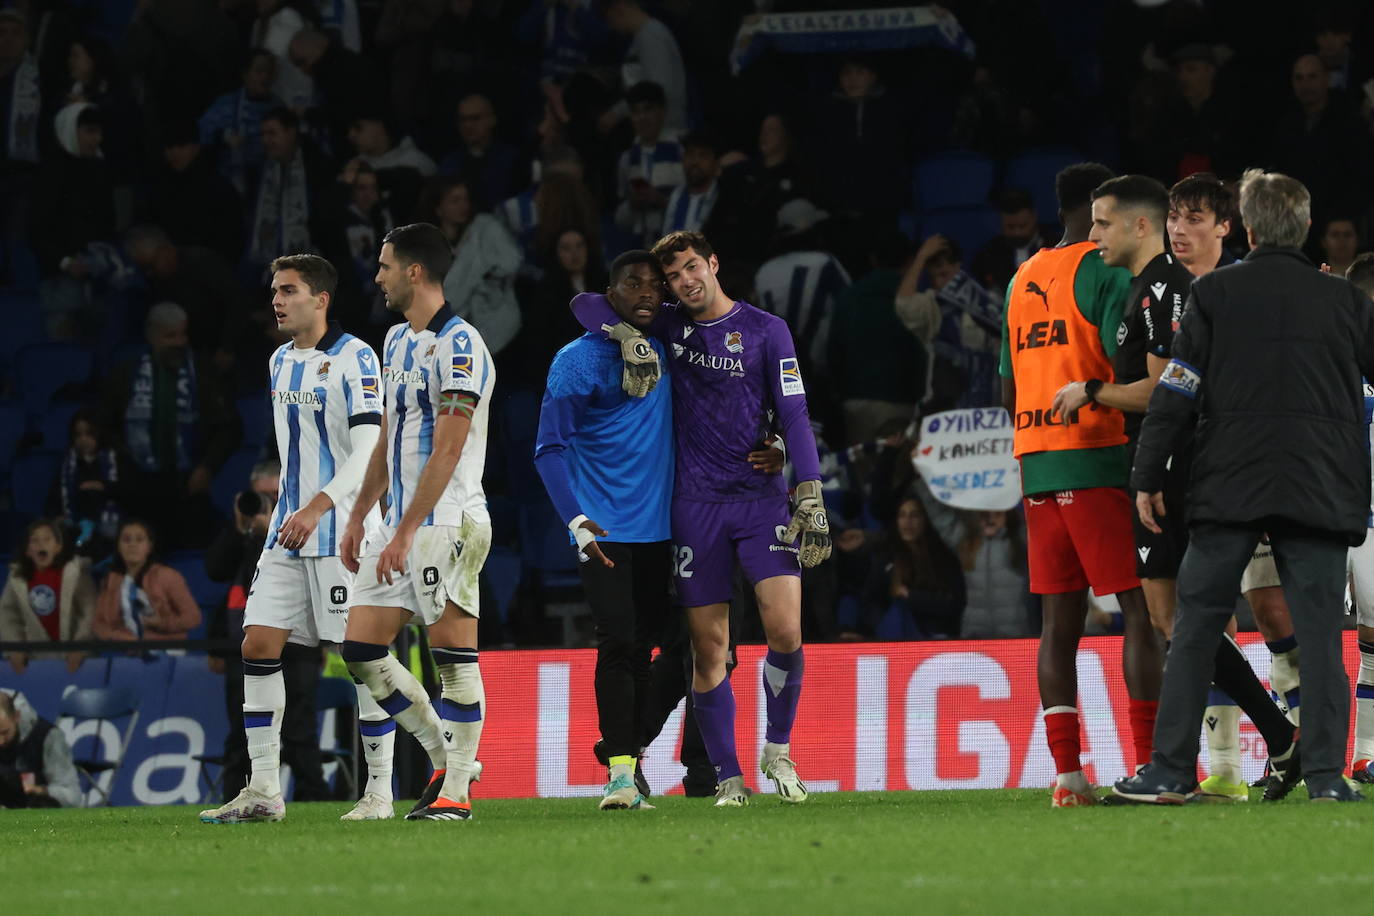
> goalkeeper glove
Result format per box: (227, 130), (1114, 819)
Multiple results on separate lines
(782, 479), (831, 568)
(604, 321), (660, 398)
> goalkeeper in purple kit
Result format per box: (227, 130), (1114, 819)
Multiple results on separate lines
(572, 230), (830, 806)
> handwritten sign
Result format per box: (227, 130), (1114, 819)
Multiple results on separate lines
(912, 408), (1021, 510)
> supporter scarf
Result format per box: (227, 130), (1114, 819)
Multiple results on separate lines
(124, 351), (198, 473)
(60, 447), (120, 533)
(250, 149), (311, 264)
(119, 576), (147, 639)
(7, 54), (40, 163)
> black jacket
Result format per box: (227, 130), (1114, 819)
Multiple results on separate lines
(1132, 246), (1374, 543)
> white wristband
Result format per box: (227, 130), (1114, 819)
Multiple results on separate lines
(568, 514), (595, 551)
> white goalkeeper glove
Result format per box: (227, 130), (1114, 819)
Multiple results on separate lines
(603, 321), (660, 398)
(782, 479), (831, 568)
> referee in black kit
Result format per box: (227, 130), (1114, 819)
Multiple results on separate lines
(1116, 169), (1374, 804)
(1055, 175), (1298, 796)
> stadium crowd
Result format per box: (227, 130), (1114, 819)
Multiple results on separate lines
(1, 0), (1372, 663)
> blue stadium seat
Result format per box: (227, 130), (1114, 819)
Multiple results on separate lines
(499, 389), (544, 503)
(14, 342), (93, 419)
(0, 400), (23, 476)
(164, 549), (222, 611)
(920, 205), (1003, 263)
(518, 497), (580, 588)
(211, 447), (262, 517)
(1004, 146), (1083, 226)
(482, 545), (522, 625)
(38, 400), (82, 449)
(235, 394), (273, 449)
(3, 239), (40, 290)
(10, 448), (62, 517)
(914, 151), (996, 211)
(0, 290), (45, 369)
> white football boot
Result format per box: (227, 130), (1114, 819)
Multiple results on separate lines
(341, 792), (396, 821)
(199, 787), (285, 824)
(713, 775), (752, 807)
(760, 743), (809, 803)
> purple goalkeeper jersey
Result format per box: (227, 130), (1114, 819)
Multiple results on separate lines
(572, 293), (822, 502)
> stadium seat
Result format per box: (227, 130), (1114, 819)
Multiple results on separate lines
(499, 388), (545, 502)
(58, 685), (141, 806)
(3, 239), (40, 290)
(211, 447), (263, 517)
(0, 290), (45, 377)
(235, 394), (273, 449)
(518, 498), (586, 645)
(315, 677), (358, 799)
(164, 550), (222, 613)
(483, 545), (522, 626)
(38, 400), (82, 449)
(10, 448), (62, 517)
(14, 342), (93, 419)
(920, 205), (1003, 262)
(1004, 146), (1083, 226)
(913, 151), (996, 211)
(0, 400), (23, 475)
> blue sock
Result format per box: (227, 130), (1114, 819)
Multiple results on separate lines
(762, 647), (805, 745)
(691, 679), (742, 782)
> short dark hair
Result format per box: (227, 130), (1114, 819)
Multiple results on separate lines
(1347, 253), (1374, 297)
(1055, 162), (1115, 213)
(14, 518), (69, 583)
(626, 81), (666, 108)
(998, 188), (1035, 215)
(270, 253), (337, 298)
(1169, 172), (1236, 227)
(927, 237), (963, 266)
(1091, 174), (1169, 227)
(262, 106), (299, 131)
(652, 230), (714, 265)
(382, 223), (453, 283)
(112, 518), (157, 583)
(610, 249), (661, 284)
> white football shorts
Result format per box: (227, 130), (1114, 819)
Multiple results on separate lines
(1240, 538), (1281, 593)
(351, 515), (491, 624)
(243, 549), (354, 646)
(1348, 531), (1374, 627)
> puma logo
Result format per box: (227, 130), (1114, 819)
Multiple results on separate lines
(1025, 278), (1054, 310)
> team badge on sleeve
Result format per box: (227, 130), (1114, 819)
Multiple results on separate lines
(778, 357), (805, 396)
(1158, 359), (1201, 399)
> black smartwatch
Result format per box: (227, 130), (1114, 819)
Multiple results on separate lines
(1084, 378), (1104, 403)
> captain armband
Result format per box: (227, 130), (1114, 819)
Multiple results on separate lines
(1157, 359), (1201, 399)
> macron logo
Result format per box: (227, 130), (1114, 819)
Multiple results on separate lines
(1150, 282), (1167, 301)
(1137, 546), (1151, 563)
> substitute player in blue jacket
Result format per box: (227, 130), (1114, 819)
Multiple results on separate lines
(534, 250), (674, 811)
(200, 254), (390, 825)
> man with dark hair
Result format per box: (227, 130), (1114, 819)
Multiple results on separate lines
(661, 131), (721, 235)
(999, 163), (1163, 807)
(600, 0), (687, 132)
(1057, 175), (1298, 802)
(614, 81), (683, 245)
(1120, 168), (1374, 804)
(343, 115), (436, 225)
(972, 189), (1048, 292)
(438, 93), (527, 212)
(199, 252), (389, 824)
(572, 229), (830, 807)
(0, 690), (80, 808)
(339, 223), (494, 821)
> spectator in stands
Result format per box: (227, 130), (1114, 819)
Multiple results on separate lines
(519, 0), (607, 86)
(956, 509), (1032, 639)
(506, 226), (607, 388)
(100, 303), (242, 550)
(661, 130), (721, 235)
(613, 81), (682, 245)
(29, 102), (116, 339)
(427, 176), (524, 354)
(707, 112), (806, 264)
(246, 106), (341, 279)
(342, 113), (435, 224)
(148, 120), (245, 263)
(860, 496), (965, 640)
(811, 57), (908, 229)
(1314, 6), (1363, 92)
(600, 0), (688, 133)
(93, 518), (201, 643)
(124, 225), (255, 374)
(251, 0), (313, 111)
(499, 152), (601, 269)
(1319, 215), (1359, 276)
(438, 93), (528, 212)
(0, 519), (96, 674)
(286, 26), (385, 159)
(827, 233), (926, 446)
(342, 162), (392, 338)
(971, 189), (1047, 294)
(754, 199), (851, 380)
(0, 691), (80, 808)
(47, 409), (125, 559)
(0, 8), (41, 171)
(51, 36), (138, 176)
(204, 458), (328, 800)
(197, 48), (281, 195)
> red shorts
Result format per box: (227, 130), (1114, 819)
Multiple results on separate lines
(1024, 487), (1140, 595)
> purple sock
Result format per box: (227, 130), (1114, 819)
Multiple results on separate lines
(763, 648), (805, 745)
(691, 679), (742, 781)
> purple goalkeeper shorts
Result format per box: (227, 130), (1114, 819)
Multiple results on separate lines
(671, 496), (801, 607)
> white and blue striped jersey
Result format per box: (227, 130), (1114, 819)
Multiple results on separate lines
(382, 304), (494, 529)
(265, 323), (383, 557)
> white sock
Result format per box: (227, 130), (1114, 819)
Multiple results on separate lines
(1203, 692), (1242, 783)
(435, 647), (483, 803)
(1355, 641), (1374, 763)
(609, 762), (634, 782)
(243, 658), (285, 797)
(1268, 641), (1301, 726)
(354, 678), (395, 801)
(348, 652), (447, 769)
(1056, 770), (1089, 793)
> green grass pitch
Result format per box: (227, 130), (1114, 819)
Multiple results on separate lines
(7, 790), (1372, 914)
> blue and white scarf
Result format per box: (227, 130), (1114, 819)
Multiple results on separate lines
(124, 351), (198, 473)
